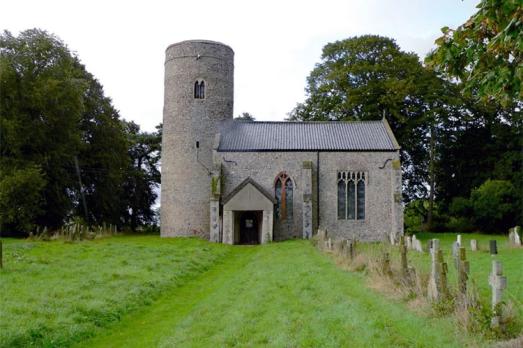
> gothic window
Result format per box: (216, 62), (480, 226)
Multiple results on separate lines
(199, 81), (205, 99)
(275, 172), (293, 221)
(194, 81), (200, 98)
(194, 80), (205, 99)
(337, 171), (366, 220)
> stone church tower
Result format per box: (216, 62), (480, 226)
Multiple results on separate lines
(161, 40), (234, 237)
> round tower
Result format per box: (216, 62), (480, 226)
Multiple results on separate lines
(161, 40), (234, 237)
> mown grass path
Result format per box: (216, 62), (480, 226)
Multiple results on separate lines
(80, 241), (477, 347)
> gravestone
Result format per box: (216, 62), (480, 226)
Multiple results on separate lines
(457, 247), (469, 296)
(382, 252), (393, 277)
(334, 240), (344, 255)
(427, 239), (433, 253)
(399, 236), (408, 276)
(412, 236), (423, 252)
(406, 236), (412, 249)
(470, 239), (478, 251)
(452, 241), (460, 258)
(457, 234), (462, 246)
(489, 240), (498, 255)
(346, 239), (356, 260)
(489, 260), (507, 328)
(508, 226), (521, 246)
(428, 239), (449, 301)
(326, 238), (333, 250)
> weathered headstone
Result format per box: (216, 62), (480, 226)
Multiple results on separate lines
(452, 241), (460, 258)
(399, 236), (408, 276)
(412, 235), (423, 252)
(508, 226), (521, 246)
(334, 240), (344, 255)
(457, 234), (462, 246)
(427, 239), (433, 253)
(489, 260), (507, 328)
(428, 239), (449, 301)
(406, 236), (412, 249)
(470, 239), (478, 251)
(489, 240), (498, 255)
(382, 252), (393, 277)
(346, 239), (355, 260)
(457, 247), (469, 296)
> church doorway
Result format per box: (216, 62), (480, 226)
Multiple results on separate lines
(238, 211), (262, 244)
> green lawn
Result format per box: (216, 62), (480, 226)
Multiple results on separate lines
(0, 236), (232, 347)
(1, 235), (520, 347)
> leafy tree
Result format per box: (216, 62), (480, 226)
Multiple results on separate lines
(470, 179), (517, 233)
(426, 0), (522, 105)
(120, 121), (161, 231)
(0, 29), (147, 234)
(1, 29), (85, 230)
(289, 35), (461, 205)
(0, 166), (46, 234)
(235, 112), (256, 121)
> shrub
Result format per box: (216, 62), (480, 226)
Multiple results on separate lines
(0, 165), (46, 235)
(470, 180), (517, 233)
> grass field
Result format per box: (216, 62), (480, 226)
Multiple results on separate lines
(0, 236), (232, 347)
(0, 234), (521, 347)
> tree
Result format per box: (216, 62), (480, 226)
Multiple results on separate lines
(426, 0), (522, 106)
(470, 179), (517, 233)
(1, 29), (85, 231)
(120, 121), (161, 231)
(0, 29), (134, 234)
(289, 35), (461, 207)
(235, 112), (255, 121)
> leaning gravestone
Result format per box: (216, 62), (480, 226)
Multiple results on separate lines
(470, 239), (478, 251)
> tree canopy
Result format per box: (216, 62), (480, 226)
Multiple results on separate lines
(0, 29), (160, 235)
(425, 0), (522, 106)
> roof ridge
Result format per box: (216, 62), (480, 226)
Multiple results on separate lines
(233, 120), (384, 124)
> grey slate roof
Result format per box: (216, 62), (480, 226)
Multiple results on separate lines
(217, 119), (400, 152)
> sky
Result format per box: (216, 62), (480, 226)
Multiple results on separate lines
(1, 0), (480, 132)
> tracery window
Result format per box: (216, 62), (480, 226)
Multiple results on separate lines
(337, 171), (366, 220)
(194, 80), (205, 99)
(275, 172), (293, 221)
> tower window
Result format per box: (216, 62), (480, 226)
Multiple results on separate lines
(194, 80), (205, 99)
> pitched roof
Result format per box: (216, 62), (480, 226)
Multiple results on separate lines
(217, 119), (400, 152)
(223, 177), (276, 205)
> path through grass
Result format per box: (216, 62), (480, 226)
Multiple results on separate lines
(80, 240), (479, 347)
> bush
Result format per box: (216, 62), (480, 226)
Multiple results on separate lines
(0, 165), (46, 235)
(470, 180), (517, 233)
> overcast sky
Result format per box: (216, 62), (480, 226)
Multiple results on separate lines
(2, 0), (479, 132)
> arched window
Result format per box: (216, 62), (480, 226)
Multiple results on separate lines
(199, 81), (205, 99)
(337, 171), (365, 220)
(194, 80), (205, 99)
(275, 172), (293, 221)
(194, 81), (200, 98)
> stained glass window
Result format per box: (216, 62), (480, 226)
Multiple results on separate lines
(337, 180), (346, 219)
(275, 172), (293, 221)
(337, 171), (366, 221)
(357, 179), (365, 219)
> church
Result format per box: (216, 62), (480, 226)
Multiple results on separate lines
(160, 40), (403, 244)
